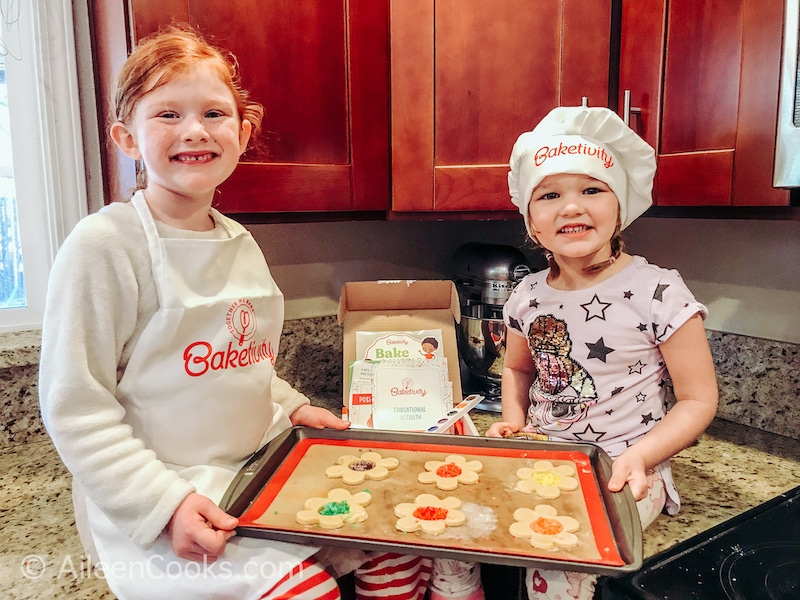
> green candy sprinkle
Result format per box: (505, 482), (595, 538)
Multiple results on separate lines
(319, 500), (350, 516)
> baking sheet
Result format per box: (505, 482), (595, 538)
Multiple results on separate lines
(220, 427), (642, 574)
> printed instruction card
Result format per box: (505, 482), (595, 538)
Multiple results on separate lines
(347, 330), (452, 430)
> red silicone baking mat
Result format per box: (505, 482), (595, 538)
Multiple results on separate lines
(221, 427), (642, 574)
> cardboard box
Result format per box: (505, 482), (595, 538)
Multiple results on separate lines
(337, 279), (478, 435)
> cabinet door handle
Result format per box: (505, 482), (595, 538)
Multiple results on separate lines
(622, 90), (642, 127)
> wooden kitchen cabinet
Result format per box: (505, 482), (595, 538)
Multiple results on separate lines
(389, 0), (614, 213)
(92, 0), (390, 215)
(619, 0), (790, 207)
(91, 0), (791, 219)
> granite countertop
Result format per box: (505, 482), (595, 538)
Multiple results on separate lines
(4, 316), (799, 598)
(2, 403), (800, 600)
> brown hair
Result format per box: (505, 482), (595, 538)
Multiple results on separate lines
(113, 25), (264, 188)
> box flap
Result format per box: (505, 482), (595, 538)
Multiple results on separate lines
(337, 280), (460, 324)
(338, 280), (464, 409)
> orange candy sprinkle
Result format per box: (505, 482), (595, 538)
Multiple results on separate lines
(530, 516), (564, 536)
(412, 506), (449, 521)
(436, 463), (463, 478)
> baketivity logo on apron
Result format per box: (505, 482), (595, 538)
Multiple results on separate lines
(182, 298), (275, 377)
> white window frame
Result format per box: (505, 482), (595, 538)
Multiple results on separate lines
(0, 1), (87, 332)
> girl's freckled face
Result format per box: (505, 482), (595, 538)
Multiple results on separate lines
(125, 64), (249, 200)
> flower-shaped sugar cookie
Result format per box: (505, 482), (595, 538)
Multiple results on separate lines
(296, 488), (372, 529)
(418, 454), (482, 491)
(325, 451), (399, 485)
(394, 493), (466, 535)
(509, 504), (580, 550)
(515, 460), (579, 499)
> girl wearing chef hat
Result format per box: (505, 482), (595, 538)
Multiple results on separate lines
(487, 106), (719, 600)
(39, 26), (434, 600)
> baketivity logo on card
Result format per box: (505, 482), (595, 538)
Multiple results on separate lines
(182, 299), (275, 377)
(391, 377), (428, 398)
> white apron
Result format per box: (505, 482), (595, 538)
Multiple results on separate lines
(85, 192), (317, 599)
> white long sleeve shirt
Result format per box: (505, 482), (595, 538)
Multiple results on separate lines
(39, 200), (310, 549)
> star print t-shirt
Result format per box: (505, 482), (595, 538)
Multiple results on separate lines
(503, 255), (707, 459)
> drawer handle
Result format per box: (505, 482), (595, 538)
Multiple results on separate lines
(622, 90), (642, 127)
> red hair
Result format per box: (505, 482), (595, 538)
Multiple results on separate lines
(112, 25), (263, 190)
(114, 25), (263, 134)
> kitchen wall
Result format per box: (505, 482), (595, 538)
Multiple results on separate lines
(250, 216), (800, 344)
(71, 4), (799, 346)
(624, 218), (800, 344)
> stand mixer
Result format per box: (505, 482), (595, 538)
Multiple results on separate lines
(451, 243), (533, 412)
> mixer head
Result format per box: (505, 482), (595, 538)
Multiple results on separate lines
(450, 242), (532, 310)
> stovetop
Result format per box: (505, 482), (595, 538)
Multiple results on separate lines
(598, 485), (800, 600)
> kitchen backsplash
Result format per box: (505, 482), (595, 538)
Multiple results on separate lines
(2, 318), (798, 449)
(708, 331), (800, 439)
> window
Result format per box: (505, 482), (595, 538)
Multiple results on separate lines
(0, 63), (23, 310)
(0, 1), (87, 332)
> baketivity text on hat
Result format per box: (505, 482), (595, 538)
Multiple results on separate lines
(533, 142), (615, 169)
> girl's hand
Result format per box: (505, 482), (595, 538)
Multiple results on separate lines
(166, 492), (238, 562)
(290, 404), (350, 430)
(608, 451), (649, 501)
(485, 421), (521, 438)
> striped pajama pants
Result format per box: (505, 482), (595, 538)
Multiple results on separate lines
(258, 553), (432, 600)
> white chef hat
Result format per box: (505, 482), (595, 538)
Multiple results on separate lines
(508, 106), (656, 232)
